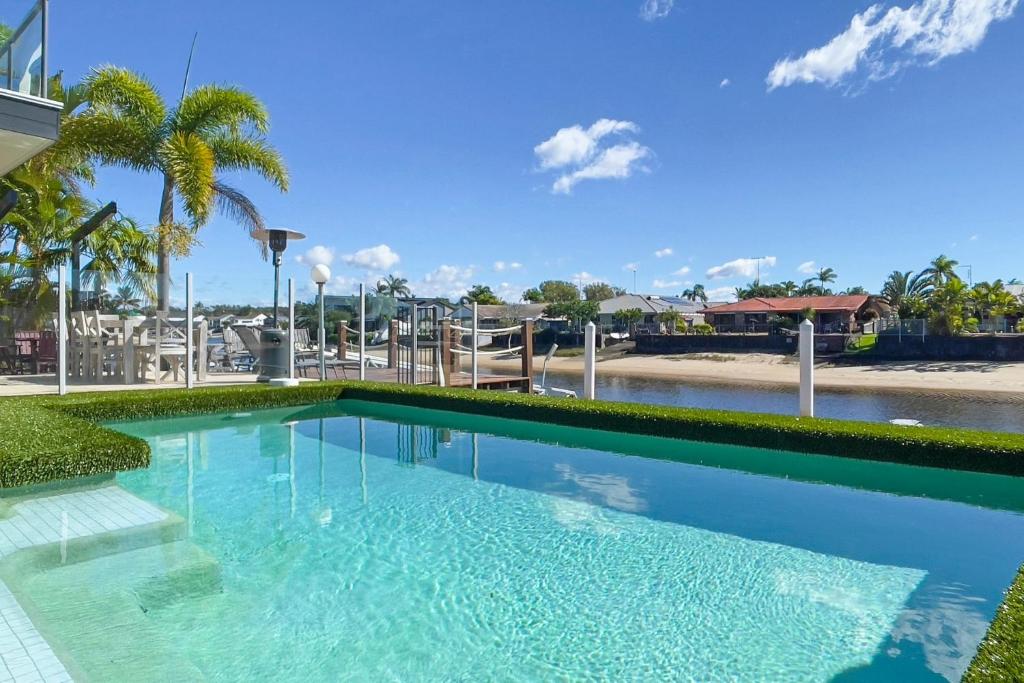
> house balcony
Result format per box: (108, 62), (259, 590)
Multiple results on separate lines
(0, 0), (60, 175)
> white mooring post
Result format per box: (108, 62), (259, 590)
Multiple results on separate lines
(583, 321), (596, 400)
(359, 283), (366, 381)
(57, 265), (67, 395)
(288, 278), (295, 380)
(799, 318), (814, 417)
(471, 302), (478, 389)
(185, 272), (194, 389)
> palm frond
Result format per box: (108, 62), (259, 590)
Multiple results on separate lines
(159, 132), (215, 226)
(211, 180), (268, 259)
(207, 135), (289, 191)
(175, 85), (270, 135)
(84, 65), (166, 130)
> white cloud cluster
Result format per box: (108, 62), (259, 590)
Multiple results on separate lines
(294, 245), (335, 267)
(797, 260), (818, 274)
(652, 279), (684, 290)
(719, 78), (731, 88)
(639, 0), (675, 21)
(706, 256), (777, 280)
(534, 119), (652, 194)
(343, 244), (400, 271)
(673, 266), (691, 276)
(571, 271), (602, 285)
(767, 0), (1019, 91)
(414, 265), (475, 300)
(654, 247), (673, 258)
(493, 260), (523, 272)
(705, 285), (739, 302)
(623, 262), (639, 271)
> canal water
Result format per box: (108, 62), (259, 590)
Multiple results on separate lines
(534, 371), (1024, 433)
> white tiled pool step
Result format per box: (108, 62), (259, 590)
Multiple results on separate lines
(0, 486), (168, 682)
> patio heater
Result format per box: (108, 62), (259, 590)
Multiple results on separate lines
(253, 228), (305, 382)
(253, 228), (305, 328)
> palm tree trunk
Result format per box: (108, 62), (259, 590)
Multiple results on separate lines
(156, 174), (174, 312)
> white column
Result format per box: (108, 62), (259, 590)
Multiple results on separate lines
(410, 305), (418, 385)
(799, 318), (814, 417)
(471, 302), (478, 389)
(583, 321), (596, 400)
(359, 283), (366, 381)
(185, 272), (194, 389)
(318, 283), (326, 381)
(287, 278), (295, 380)
(57, 265), (67, 395)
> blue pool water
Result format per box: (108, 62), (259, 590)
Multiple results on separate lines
(10, 400), (1024, 681)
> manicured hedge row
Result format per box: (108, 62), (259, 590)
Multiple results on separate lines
(338, 383), (1024, 476)
(965, 565), (1024, 682)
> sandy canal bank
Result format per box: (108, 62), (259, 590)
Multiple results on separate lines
(475, 352), (1024, 397)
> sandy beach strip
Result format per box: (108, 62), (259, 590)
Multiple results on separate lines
(473, 352), (1024, 397)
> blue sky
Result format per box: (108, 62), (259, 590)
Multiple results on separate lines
(49, 0), (1024, 304)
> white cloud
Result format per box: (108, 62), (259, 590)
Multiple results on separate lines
(323, 275), (360, 296)
(706, 256), (778, 280)
(571, 272), (603, 286)
(413, 265), (475, 300)
(652, 279), (684, 290)
(535, 119), (653, 194)
(767, 0), (1019, 91)
(294, 245), (335, 267)
(797, 260), (818, 274)
(654, 247), (673, 258)
(673, 266), (691, 276)
(493, 260), (523, 272)
(495, 282), (526, 303)
(342, 244), (400, 271)
(623, 262), (639, 271)
(705, 286), (739, 302)
(720, 78), (731, 88)
(640, 0), (674, 21)
(969, 234), (979, 241)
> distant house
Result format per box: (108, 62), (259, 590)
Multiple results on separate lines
(597, 294), (719, 332)
(396, 297), (458, 320)
(323, 294), (397, 332)
(702, 295), (889, 334)
(232, 313), (269, 328)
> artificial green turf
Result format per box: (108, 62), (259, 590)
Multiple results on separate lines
(964, 565), (1024, 682)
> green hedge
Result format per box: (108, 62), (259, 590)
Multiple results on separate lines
(965, 566), (1024, 681)
(5, 380), (1024, 491)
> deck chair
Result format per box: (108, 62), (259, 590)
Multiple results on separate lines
(133, 315), (189, 384)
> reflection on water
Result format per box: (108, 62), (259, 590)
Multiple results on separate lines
(530, 371), (1024, 433)
(103, 404), (1024, 681)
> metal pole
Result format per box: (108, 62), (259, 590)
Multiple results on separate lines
(318, 282), (326, 381)
(410, 305), (419, 385)
(40, 1), (48, 98)
(359, 283), (366, 381)
(583, 321), (596, 400)
(57, 264), (66, 395)
(272, 258), (281, 328)
(471, 302), (478, 389)
(185, 272), (194, 389)
(799, 318), (814, 417)
(287, 278), (295, 380)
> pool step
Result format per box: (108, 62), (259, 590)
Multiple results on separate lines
(12, 540), (221, 681)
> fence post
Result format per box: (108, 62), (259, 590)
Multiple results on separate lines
(584, 321), (596, 400)
(287, 278), (295, 380)
(388, 319), (398, 369)
(186, 272), (194, 389)
(338, 321), (347, 360)
(799, 318), (814, 417)
(359, 283), (366, 381)
(440, 319), (452, 386)
(520, 319), (533, 394)
(57, 265), (67, 395)
(410, 305), (419, 385)
(471, 302), (478, 389)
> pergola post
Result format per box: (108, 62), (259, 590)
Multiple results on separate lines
(520, 319), (533, 394)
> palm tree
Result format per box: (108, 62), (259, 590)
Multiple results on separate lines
(682, 283), (708, 304)
(880, 270), (932, 318)
(376, 274), (411, 297)
(75, 67), (288, 311)
(816, 267), (837, 293)
(923, 254), (960, 286)
(110, 284), (142, 313)
(780, 280), (798, 297)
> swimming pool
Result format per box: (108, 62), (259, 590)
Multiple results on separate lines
(3, 399), (1023, 681)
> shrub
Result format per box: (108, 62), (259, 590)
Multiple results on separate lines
(964, 565), (1024, 682)
(693, 323), (714, 335)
